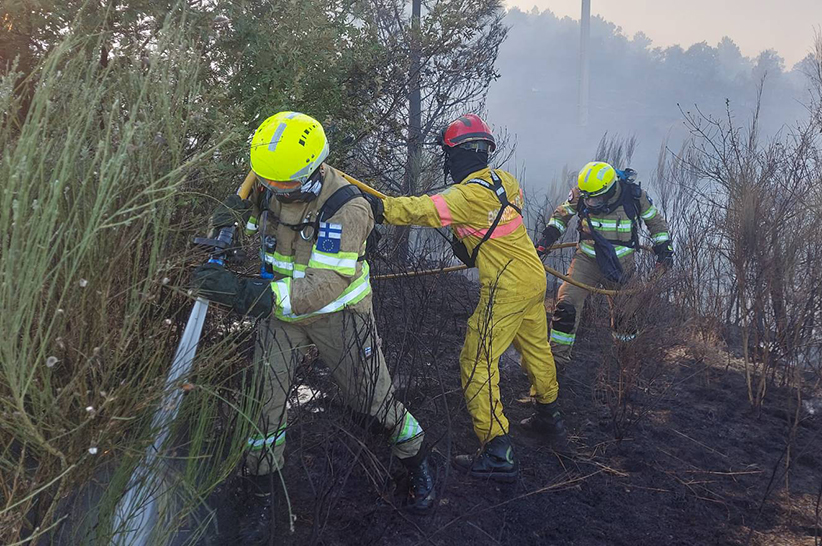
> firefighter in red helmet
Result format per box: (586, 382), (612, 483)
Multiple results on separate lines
(366, 114), (566, 481)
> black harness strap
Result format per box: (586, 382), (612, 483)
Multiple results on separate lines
(460, 170), (522, 266)
(318, 185), (363, 224)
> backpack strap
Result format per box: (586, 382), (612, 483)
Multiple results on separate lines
(318, 185), (363, 224)
(619, 180), (643, 249)
(317, 184), (373, 260)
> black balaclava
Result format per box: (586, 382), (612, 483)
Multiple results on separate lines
(444, 146), (489, 184)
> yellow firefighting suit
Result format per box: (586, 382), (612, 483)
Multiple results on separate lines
(383, 167), (559, 444)
(243, 165), (424, 475)
(546, 182), (671, 365)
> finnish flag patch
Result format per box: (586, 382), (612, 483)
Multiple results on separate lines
(317, 221), (343, 253)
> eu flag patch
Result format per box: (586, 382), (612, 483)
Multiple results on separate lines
(317, 222), (342, 253)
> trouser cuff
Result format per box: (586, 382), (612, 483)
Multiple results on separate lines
(398, 447), (427, 468)
(243, 471), (276, 497)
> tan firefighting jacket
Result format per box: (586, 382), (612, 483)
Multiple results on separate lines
(246, 165), (372, 322)
(383, 167), (546, 300)
(547, 181), (671, 260)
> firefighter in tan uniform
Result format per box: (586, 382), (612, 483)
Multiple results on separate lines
(366, 114), (566, 483)
(193, 112), (434, 543)
(535, 161), (674, 367)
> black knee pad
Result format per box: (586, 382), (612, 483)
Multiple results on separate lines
(552, 302), (576, 333)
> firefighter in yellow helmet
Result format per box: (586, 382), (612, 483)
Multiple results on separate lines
(535, 161), (674, 367)
(192, 112), (434, 543)
(365, 114), (565, 482)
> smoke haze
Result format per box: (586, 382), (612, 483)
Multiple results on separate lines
(487, 8), (819, 194)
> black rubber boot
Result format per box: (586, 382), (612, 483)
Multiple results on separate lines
(520, 401), (568, 443)
(238, 473), (277, 545)
(401, 451), (435, 513)
(453, 435), (518, 482)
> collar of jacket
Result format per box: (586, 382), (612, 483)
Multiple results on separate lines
(458, 166), (493, 184)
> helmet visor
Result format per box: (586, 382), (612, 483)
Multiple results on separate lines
(584, 193), (610, 208)
(582, 181), (617, 208)
(259, 178), (302, 194)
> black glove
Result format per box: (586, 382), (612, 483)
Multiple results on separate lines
(653, 242), (674, 269)
(535, 226), (562, 256)
(211, 194), (252, 229)
(191, 263), (272, 318)
(364, 193), (384, 224)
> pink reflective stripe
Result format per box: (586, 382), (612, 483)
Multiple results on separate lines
(430, 194), (453, 226)
(454, 215), (523, 240)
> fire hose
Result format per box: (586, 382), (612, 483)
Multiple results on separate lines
(111, 171), (257, 546)
(338, 172), (649, 297)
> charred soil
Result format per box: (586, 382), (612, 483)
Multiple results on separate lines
(204, 272), (822, 546)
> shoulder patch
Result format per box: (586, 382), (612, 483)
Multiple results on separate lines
(567, 189), (574, 202)
(317, 221), (342, 253)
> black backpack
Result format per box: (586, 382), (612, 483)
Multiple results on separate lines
(451, 170), (522, 268)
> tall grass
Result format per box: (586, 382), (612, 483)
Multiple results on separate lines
(0, 10), (259, 544)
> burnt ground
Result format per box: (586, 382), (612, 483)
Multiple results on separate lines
(201, 273), (822, 546)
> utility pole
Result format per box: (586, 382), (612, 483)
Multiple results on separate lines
(408, 0), (422, 190)
(578, 0), (590, 127)
(400, 0), (422, 261)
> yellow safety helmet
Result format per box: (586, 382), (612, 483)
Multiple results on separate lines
(249, 111), (330, 194)
(577, 161), (617, 197)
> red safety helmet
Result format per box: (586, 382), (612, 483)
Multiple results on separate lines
(438, 114), (496, 153)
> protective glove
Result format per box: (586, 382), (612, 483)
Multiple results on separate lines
(211, 194), (252, 229)
(652, 242), (674, 270)
(535, 225), (562, 256)
(363, 193), (385, 225)
(191, 263), (273, 318)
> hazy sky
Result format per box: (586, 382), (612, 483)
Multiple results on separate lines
(504, 0), (821, 66)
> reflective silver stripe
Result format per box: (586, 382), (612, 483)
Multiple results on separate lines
(651, 232), (670, 244)
(247, 429), (286, 451)
(308, 250), (358, 273)
(271, 257), (294, 271)
(270, 252), (295, 275)
(246, 218), (258, 232)
(588, 218), (632, 232)
(550, 330), (575, 345)
(392, 413), (423, 444)
(579, 241), (635, 258)
(561, 203), (576, 215)
(312, 273), (369, 313)
(276, 263), (371, 321)
(267, 122), (287, 152)
(584, 166), (595, 185)
(548, 218), (566, 234)
(271, 279), (292, 316)
(612, 332), (637, 342)
(641, 205), (658, 220)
